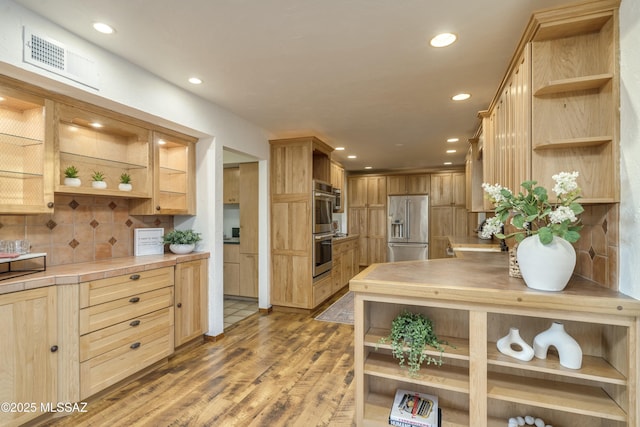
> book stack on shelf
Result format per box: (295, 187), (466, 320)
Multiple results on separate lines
(389, 389), (441, 427)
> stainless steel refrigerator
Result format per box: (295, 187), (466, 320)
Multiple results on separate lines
(387, 195), (429, 262)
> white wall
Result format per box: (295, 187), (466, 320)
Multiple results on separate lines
(0, 0), (273, 335)
(619, 0), (640, 299)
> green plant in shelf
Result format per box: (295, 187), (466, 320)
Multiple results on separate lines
(119, 172), (132, 184)
(64, 165), (79, 178)
(378, 311), (446, 376)
(91, 171), (106, 182)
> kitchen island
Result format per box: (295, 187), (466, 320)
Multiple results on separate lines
(350, 251), (640, 427)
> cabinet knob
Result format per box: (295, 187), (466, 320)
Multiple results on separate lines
(130, 320), (141, 327)
(50, 345), (58, 353)
(47, 202), (54, 208)
(129, 274), (141, 280)
(156, 205), (161, 211)
(177, 302), (182, 308)
(130, 342), (141, 350)
(129, 297), (140, 303)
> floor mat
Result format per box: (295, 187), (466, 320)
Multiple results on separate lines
(314, 291), (354, 325)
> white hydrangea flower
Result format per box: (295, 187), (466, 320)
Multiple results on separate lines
(549, 206), (577, 224)
(552, 171), (579, 196)
(480, 216), (503, 239)
(482, 182), (511, 203)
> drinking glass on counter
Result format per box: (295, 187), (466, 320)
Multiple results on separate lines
(0, 240), (30, 254)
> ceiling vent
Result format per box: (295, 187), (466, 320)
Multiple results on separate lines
(23, 27), (99, 90)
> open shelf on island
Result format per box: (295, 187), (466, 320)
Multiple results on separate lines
(365, 328), (470, 361)
(488, 372), (627, 422)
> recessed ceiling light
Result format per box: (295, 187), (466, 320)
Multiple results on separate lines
(447, 138), (459, 143)
(443, 162), (453, 165)
(0, 96), (5, 101)
(188, 77), (203, 85)
(452, 93), (471, 101)
(364, 166), (372, 170)
(446, 149), (457, 153)
(395, 143), (404, 147)
(430, 33), (457, 48)
(93, 22), (115, 34)
(90, 122), (103, 128)
(347, 155), (357, 159)
(158, 139), (167, 145)
(335, 147), (345, 151)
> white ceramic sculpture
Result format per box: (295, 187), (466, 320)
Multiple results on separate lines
(533, 321), (582, 369)
(496, 327), (534, 362)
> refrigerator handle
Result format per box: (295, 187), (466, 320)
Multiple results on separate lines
(406, 198), (410, 240)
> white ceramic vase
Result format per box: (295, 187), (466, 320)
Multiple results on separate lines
(169, 244), (195, 254)
(64, 177), (81, 187)
(533, 321), (582, 369)
(496, 327), (534, 361)
(118, 183), (132, 191)
(92, 181), (107, 189)
(516, 235), (576, 291)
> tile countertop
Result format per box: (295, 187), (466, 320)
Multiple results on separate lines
(0, 251), (210, 296)
(223, 237), (240, 244)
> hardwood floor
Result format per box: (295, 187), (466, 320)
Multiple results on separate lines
(44, 304), (356, 427)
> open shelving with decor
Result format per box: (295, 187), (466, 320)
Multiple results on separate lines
(0, 84), (54, 214)
(351, 257), (640, 427)
(55, 103), (152, 198)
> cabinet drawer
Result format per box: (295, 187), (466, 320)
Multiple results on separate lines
(80, 267), (174, 308)
(223, 244), (240, 263)
(80, 287), (173, 335)
(312, 275), (333, 307)
(80, 327), (173, 399)
(80, 307), (174, 362)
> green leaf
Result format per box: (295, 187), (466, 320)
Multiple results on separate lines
(538, 227), (553, 244)
(564, 230), (581, 242)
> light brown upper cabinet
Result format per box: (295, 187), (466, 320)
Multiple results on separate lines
(348, 175), (387, 266)
(55, 103), (153, 199)
(0, 83), (54, 214)
(386, 174), (430, 195)
(430, 172), (467, 259)
(130, 131), (197, 215)
(479, 0), (619, 204)
(223, 167), (240, 204)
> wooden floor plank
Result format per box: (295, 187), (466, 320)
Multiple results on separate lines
(43, 307), (356, 427)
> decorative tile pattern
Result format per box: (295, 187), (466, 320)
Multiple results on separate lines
(46, 219), (57, 230)
(69, 199), (79, 210)
(154, 218), (162, 226)
(109, 201), (117, 210)
(589, 247), (596, 260)
(90, 219), (99, 228)
(69, 239), (79, 249)
(109, 237), (117, 246)
(125, 219), (133, 227)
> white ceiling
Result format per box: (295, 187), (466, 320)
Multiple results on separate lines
(16, 0), (571, 172)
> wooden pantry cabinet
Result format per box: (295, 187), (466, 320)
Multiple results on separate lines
(351, 261), (640, 427)
(480, 0), (620, 204)
(0, 83), (54, 214)
(0, 286), (58, 427)
(270, 136), (340, 310)
(429, 172), (469, 259)
(347, 175), (387, 267)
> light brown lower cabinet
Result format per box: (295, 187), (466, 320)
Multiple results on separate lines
(331, 237), (360, 293)
(78, 267), (175, 399)
(175, 258), (208, 346)
(0, 287), (57, 427)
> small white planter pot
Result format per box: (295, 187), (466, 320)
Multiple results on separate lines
(118, 183), (133, 191)
(92, 181), (107, 190)
(516, 235), (576, 292)
(64, 177), (81, 187)
(169, 244), (195, 254)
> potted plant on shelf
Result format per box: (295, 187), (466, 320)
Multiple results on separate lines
(378, 310), (445, 376)
(63, 165), (81, 187)
(91, 171), (107, 189)
(118, 172), (132, 191)
(163, 229), (202, 254)
(480, 171), (584, 292)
